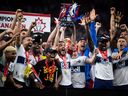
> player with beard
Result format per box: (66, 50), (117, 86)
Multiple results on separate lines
(55, 41), (72, 96)
(112, 37), (128, 90)
(93, 33), (114, 89)
(29, 33), (46, 66)
(57, 41), (71, 86)
(8, 35), (33, 88)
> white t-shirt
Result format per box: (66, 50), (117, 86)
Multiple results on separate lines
(71, 56), (87, 88)
(95, 48), (114, 80)
(112, 51), (128, 86)
(57, 54), (72, 86)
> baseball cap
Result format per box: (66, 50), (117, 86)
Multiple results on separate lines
(44, 47), (57, 54)
(97, 34), (110, 42)
(78, 36), (86, 42)
(32, 33), (42, 44)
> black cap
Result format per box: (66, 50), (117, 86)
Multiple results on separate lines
(97, 34), (110, 42)
(44, 47), (57, 54)
(3, 33), (12, 41)
(32, 33), (42, 44)
(78, 36), (86, 42)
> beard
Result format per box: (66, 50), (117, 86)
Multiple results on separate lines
(101, 46), (107, 51)
(59, 49), (66, 56)
(25, 44), (32, 51)
(99, 45), (107, 51)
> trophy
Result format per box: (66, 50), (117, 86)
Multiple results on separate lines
(59, 3), (80, 27)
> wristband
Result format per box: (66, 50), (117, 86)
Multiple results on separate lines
(34, 79), (38, 83)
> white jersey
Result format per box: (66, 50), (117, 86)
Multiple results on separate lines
(12, 45), (34, 82)
(112, 51), (128, 86)
(71, 56), (87, 88)
(57, 54), (72, 86)
(95, 48), (114, 80)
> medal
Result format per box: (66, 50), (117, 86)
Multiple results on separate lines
(2, 75), (6, 82)
(64, 70), (67, 74)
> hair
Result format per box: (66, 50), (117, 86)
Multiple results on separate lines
(59, 41), (65, 44)
(21, 28), (28, 32)
(22, 35), (31, 42)
(118, 36), (127, 41)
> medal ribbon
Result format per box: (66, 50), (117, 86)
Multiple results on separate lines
(34, 55), (41, 63)
(45, 59), (55, 73)
(99, 49), (108, 61)
(25, 51), (38, 77)
(3, 64), (9, 77)
(60, 55), (67, 69)
(45, 59), (56, 82)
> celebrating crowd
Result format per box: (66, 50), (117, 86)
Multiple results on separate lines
(0, 5), (128, 95)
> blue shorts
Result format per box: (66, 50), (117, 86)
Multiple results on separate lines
(94, 78), (113, 90)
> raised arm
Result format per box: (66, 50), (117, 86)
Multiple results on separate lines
(11, 9), (23, 31)
(110, 7), (116, 42)
(0, 31), (7, 41)
(59, 27), (66, 41)
(85, 49), (98, 64)
(27, 21), (36, 36)
(47, 18), (60, 44)
(71, 23), (76, 44)
(53, 25), (61, 48)
(0, 32), (20, 51)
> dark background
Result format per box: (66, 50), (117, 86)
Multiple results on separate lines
(0, 0), (127, 41)
(0, 0), (127, 24)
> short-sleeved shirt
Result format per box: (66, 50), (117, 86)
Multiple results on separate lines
(34, 59), (61, 87)
(71, 56), (87, 88)
(112, 51), (128, 86)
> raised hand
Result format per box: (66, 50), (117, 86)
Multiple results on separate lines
(110, 7), (116, 15)
(15, 9), (23, 21)
(79, 12), (90, 25)
(89, 8), (97, 21)
(94, 48), (99, 55)
(115, 11), (123, 24)
(54, 17), (60, 26)
(30, 21), (36, 29)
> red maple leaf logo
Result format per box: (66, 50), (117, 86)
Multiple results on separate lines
(33, 17), (46, 33)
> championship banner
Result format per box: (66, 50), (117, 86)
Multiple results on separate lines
(0, 11), (51, 33)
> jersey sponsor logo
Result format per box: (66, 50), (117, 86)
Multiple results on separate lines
(60, 61), (70, 69)
(71, 66), (85, 73)
(71, 66), (81, 73)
